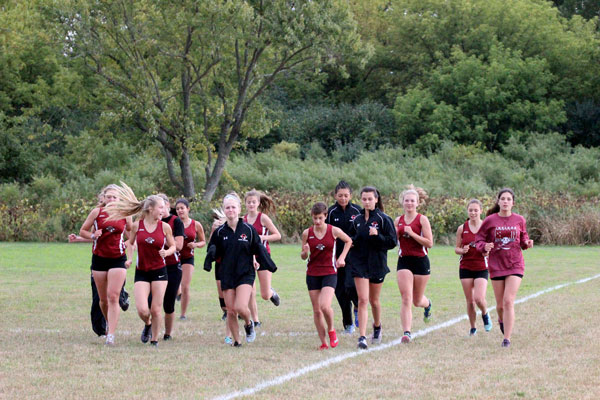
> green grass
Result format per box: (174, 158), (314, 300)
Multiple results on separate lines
(0, 243), (599, 399)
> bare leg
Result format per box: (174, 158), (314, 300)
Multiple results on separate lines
(149, 281), (168, 341)
(319, 287), (336, 332)
(354, 278), (370, 337)
(105, 268), (126, 335)
(368, 282), (383, 328)
(397, 270), (414, 332)
(502, 276), (522, 340)
(309, 289), (326, 345)
(460, 278), (476, 329)
(180, 263), (194, 317)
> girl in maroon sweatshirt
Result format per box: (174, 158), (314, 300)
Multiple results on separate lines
(475, 188), (533, 348)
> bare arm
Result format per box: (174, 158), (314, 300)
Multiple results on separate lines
(261, 214), (282, 242)
(191, 221), (206, 249)
(79, 208), (101, 240)
(406, 215), (434, 248)
(125, 221), (139, 268)
(454, 225), (469, 255)
(332, 226), (352, 268)
(300, 229), (309, 260)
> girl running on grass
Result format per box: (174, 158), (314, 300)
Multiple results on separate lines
(204, 193), (277, 347)
(395, 185), (434, 344)
(300, 202), (352, 350)
(455, 199), (492, 336)
(348, 186), (397, 350)
(175, 198), (206, 320)
(475, 188), (533, 348)
(326, 180), (361, 334)
(78, 184), (132, 346)
(244, 190), (282, 328)
(105, 183), (177, 348)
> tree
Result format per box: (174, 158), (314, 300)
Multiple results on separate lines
(63, 0), (363, 200)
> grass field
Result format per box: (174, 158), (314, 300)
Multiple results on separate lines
(0, 243), (599, 399)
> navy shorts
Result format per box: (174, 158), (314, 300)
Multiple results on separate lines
(397, 256), (430, 276)
(91, 254), (126, 271)
(491, 274), (523, 281)
(459, 268), (489, 280)
(134, 267), (168, 283)
(306, 274), (337, 291)
(180, 256), (194, 266)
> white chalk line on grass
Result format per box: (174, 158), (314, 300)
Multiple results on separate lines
(213, 272), (600, 400)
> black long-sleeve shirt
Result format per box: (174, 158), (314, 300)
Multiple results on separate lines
(326, 202), (362, 258)
(204, 219), (277, 289)
(348, 208), (397, 276)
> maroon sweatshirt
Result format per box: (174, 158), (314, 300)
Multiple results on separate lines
(475, 213), (530, 279)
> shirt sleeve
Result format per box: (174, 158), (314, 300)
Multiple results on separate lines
(203, 229), (220, 271)
(475, 217), (492, 254)
(173, 217), (185, 237)
(519, 217), (530, 250)
(369, 215), (398, 251)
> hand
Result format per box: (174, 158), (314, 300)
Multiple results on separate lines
(337, 257), (346, 268)
(526, 239), (534, 249)
(462, 245), (470, 254)
(484, 242), (494, 252)
(403, 226), (413, 237)
(253, 260), (260, 270)
(259, 235), (267, 242)
(187, 242), (195, 249)
(92, 229), (103, 239)
(159, 248), (167, 258)
(68, 234), (77, 243)
(125, 260), (132, 269)
(369, 227), (378, 236)
(302, 243), (310, 254)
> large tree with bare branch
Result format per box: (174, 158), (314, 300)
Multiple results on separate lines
(64, 0), (363, 200)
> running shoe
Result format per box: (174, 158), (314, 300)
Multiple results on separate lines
(401, 331), (412, 344)
(270, 288), (281, 306)
(371, 324), (382, 345)
(176, 293), (181, 302)
(469, 328), (477, 336)
(163, 334), (172, 341)
(221, 311), (227, 321)
(329, 330), (339, 348)
(180, 315), (187, 321)
(150, 341), (158, 348)
(245, 321), (256, 343)
(254, 321), (262, 328)
(357, 335), (368, 350)
(499, 320), (504, 334)
(233, 341), (243, 347)
(501, 338), (511, 348)
(224, 336), (233, 345)
(424, 299), (432, 322)
(141, 324), (152, 343)
(343, 324), (355, 335)
(354, 307), (359, 328)
(105, 334), (115, 346)
(482, 313), (493, 332)
(319, 343), (329, 350)
(119, 288), (130, 311)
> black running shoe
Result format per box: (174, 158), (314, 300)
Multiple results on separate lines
(150, 340), (158, 347)
(357, 335), (368, 350)
(424, 299), (432, 322)
(221, 311), (227, 321)
(163, 334), (172, 341)
(245, 321), (256, 343)
(119, 288), (130, 311)
(141, 324), (152, 343)
(469, 328), (477, 336)
(371, 324), (382, 344)
(499, 320), (504, 334)
(482, 313), (492, 332)
(270, 288), (281, 306)
(254, 321), (262, 328)
(233, 341), (243, 347)
(176, 293), (181, 302)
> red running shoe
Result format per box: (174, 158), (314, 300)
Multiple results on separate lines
(328, 330), (339, 348)
(319, 343), (329, 350)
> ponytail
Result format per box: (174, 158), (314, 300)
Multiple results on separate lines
(245, 189), (276, 215)
(104, 182), (162, 221)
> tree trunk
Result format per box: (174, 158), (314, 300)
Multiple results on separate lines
(179, 145), (195, 198)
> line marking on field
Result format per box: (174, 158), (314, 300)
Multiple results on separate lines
(213, 273), (600, 400)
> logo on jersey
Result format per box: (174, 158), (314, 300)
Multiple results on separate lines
(350, 215), (357, 221)
(316, 243), (325, 251)
(334, 218), (339, 222)
(105, 226), (116, 233)
(370, 222), (379, 229)
(145, 237), (155, 244)
(238, 234), (248, 242)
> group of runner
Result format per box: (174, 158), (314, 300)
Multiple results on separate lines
(76, 181), (532, 349)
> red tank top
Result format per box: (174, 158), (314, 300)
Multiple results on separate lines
(93, 207), (127, 258)
(163, 215), (180, 266)
(179, 219), (197, 259)
(306, 224), (337, 276)
(136, 220), (166, 271)
(397, 214), (428, 257)
(460, 221), (488, 271)
(244, 212), (270, 254)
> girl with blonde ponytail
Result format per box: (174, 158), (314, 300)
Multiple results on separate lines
(106, 183), (177, 347)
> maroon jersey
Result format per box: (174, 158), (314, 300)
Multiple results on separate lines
(163, 215), (180, 265)
(243, 212), (270, 254)
(136, 220), (166, 271)
(180, 219), (197, 259)
(93, 207), (127, 258)
(306, 224), (337, 276)
(397, 214), (428, 257)
(459, 221), (487, 271)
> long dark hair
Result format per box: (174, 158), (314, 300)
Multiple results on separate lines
(486, 188), (515, 217)
(360, 186), (384, 212)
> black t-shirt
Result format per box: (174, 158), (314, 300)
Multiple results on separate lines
(162, 214), (184, 237)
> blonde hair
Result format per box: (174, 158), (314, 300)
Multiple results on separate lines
(98, 184), (121, 207)
(400, 184), (429, 207)
(223, 192), (242, 208)
(245, 189), (276, 215)
(105, 182), (164, 221)
(157, 193), (170, 206)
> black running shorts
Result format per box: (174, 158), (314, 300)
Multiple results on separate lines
(135, 267), (168, 283)
(91, 254), (127, 271)
(459, 268), (489, 280)
(397, 255), (430, 275)
(306, 274), (337, 291)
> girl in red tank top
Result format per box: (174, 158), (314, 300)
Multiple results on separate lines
(78, 184), (132, 345)
(300, 202), (352, 350)
(175, 198), (206, 320)
(244, 190), (282, 327)
(105, 183), (177, 347)
(394, 185), (434, 344)
(454, 199), (492, 336)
